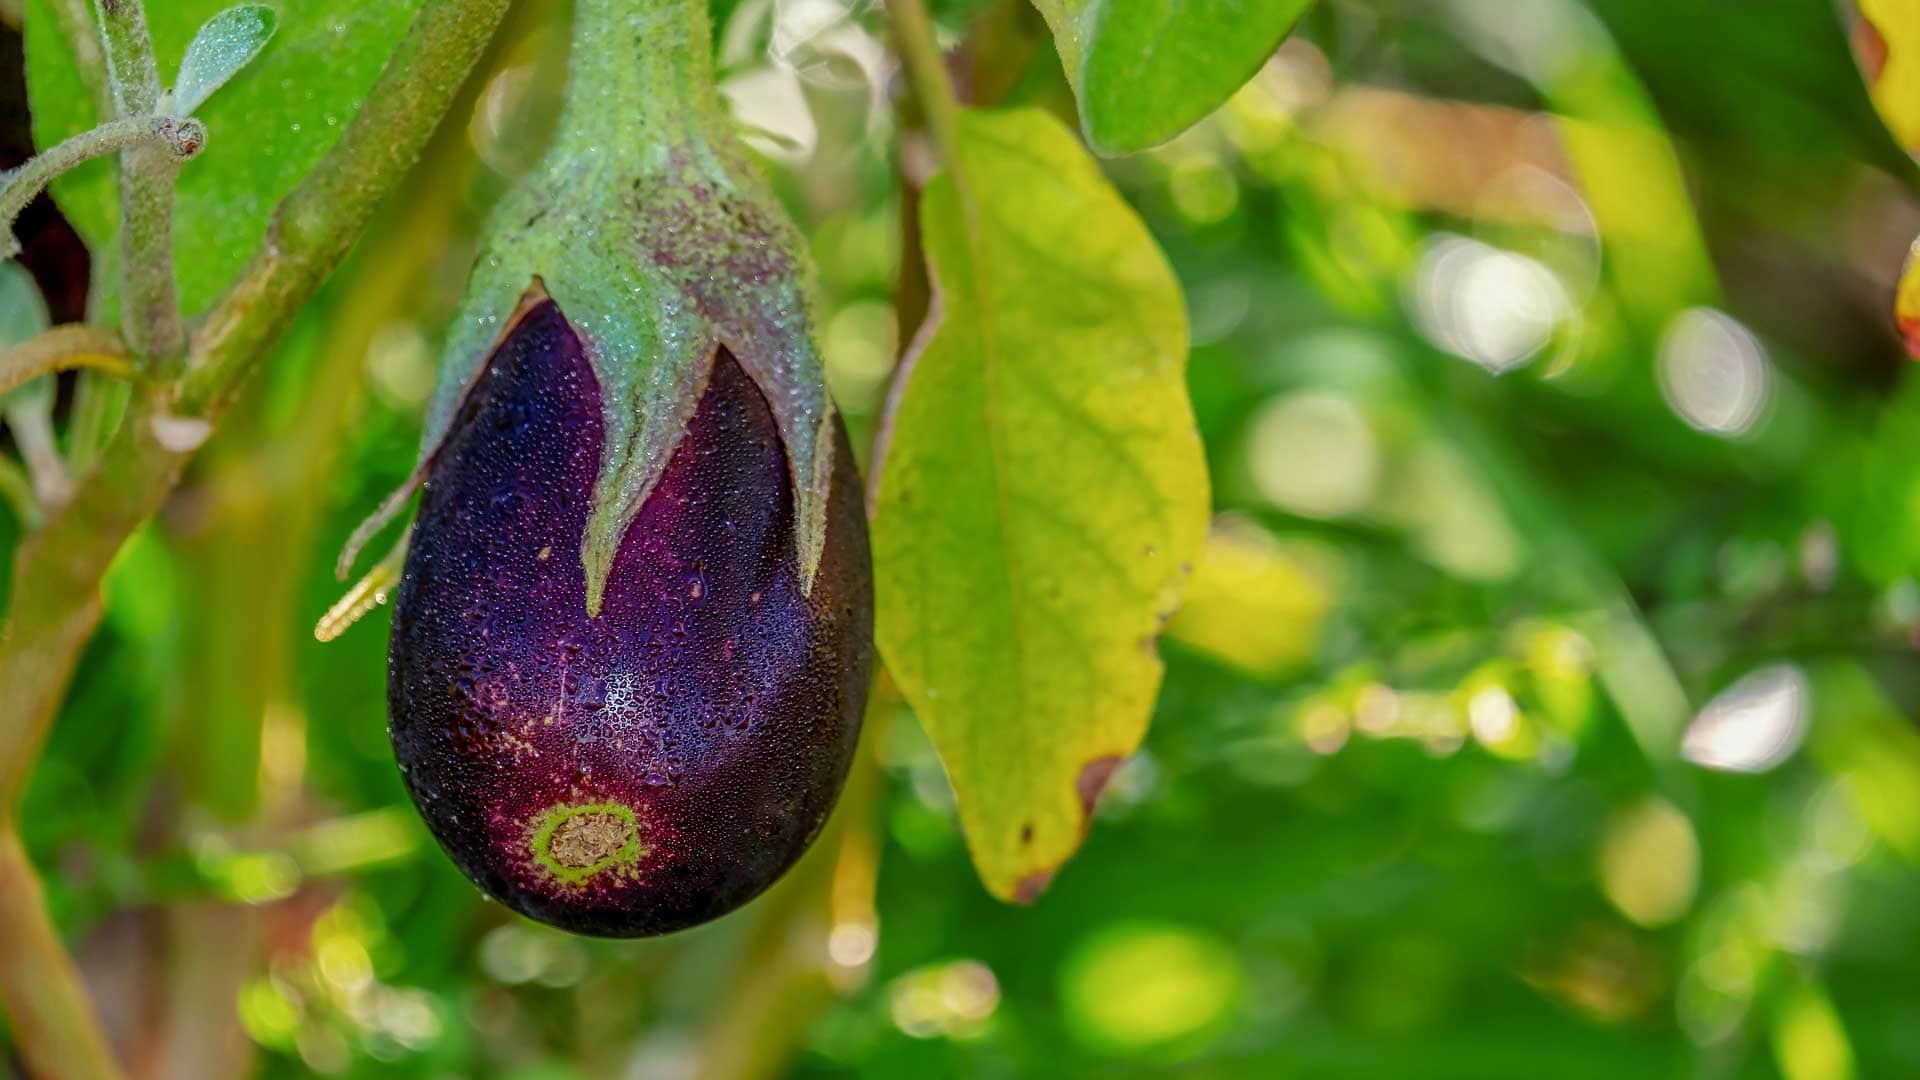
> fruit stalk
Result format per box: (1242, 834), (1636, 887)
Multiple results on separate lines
(561, 0), (724, 153)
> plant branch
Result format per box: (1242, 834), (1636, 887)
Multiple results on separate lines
(0, 1), (511, 1074)
(95, 0), (185, 365)
(178, 0), (512, 413)
(0, 324), (132, 397)
(0, 0), (509, 822)
(96, 0), (162, 115)
(887, 0), (963, 164)
(0, 116), (202, 258)
(0, 825), (124, 1080)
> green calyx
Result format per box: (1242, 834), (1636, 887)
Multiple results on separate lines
(424, 0), (836, 615)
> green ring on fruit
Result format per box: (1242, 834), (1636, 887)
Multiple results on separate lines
(529, 801), (646, 887)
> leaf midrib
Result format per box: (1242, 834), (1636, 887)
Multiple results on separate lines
(942, 126), (1040, 843)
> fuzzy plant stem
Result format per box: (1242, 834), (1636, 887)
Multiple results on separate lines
(95, 0), (190, 365)
(0, 1), (510, 1076)
(0, 115), (203, 259)
(0, 324), (131, 397)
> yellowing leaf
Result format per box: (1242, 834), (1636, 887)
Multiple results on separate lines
(1032, 0), (1315, 154)
(1164, 523), (1329, 679)
(1897, 233), (1920, 358)
(1856, 0), (1920, 151)
(871, 108), (1208, 902)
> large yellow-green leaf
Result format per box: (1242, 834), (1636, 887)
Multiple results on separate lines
(1855, 4), (1920, 355)
(870, 108), (1208, 902)
(1853, 0), (1920, 152)
(24, 0), (424, 314)
(1031, 0), (1314, 154)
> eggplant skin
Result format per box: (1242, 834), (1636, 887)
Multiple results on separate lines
(387, 298), (872, 937)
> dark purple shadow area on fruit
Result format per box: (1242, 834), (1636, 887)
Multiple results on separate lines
(388, 298), (871, 937)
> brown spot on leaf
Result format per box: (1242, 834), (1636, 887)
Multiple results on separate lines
(1855, 13), (1890, 86)
(1013, 869), (1055, 905)
(548, 812), (632, 868)
(1021, 823), (1034, 845)
(1901, 314), (1920, 361)
(1077, 755), (1124, 822)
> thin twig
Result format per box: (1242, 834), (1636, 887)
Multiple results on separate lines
(886, 0), (962, 164)
(96, 0), (162, 115)
(0, 324), (132, 397)
(47, 0), (125, 476)
(0, 116), (203, 258)
(96, 0), (184, 364)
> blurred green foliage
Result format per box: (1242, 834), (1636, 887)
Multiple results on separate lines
(10, 0), (1920, 1078)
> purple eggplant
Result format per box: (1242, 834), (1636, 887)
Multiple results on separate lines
(388, 294), (870, 936)
(342, 0), (874, 936)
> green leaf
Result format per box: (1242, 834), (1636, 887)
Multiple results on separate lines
(870, 108), (1209, 902)
(23, 0), (424, 315)
(171, 5), (280, 117)
(0, 263), (50, 346)
(1031, 0), (1314, 154)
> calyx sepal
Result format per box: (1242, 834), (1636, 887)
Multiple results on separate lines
(344, 0), (836, 616)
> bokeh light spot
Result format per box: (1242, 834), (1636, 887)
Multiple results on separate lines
(1247, 391), (1380, 519)
(1413, 234), (1570, 373)
(1598, 797), (1699, 927)
(1658, 307), (1771, 438)
(1061, 922), (1242, 1055)
(1682, 663), (1810, 774)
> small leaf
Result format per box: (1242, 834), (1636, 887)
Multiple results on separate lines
(871, 108), (1209, 902)
(0, 265), (70, 510)
(1031, 0), (1314, 154)
(0, 262), (50, 346)
(172, 5), (280, 117)
(24, 0), (424, 314)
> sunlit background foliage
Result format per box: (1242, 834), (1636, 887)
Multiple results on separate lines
(6, 0), (1920, 1076)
